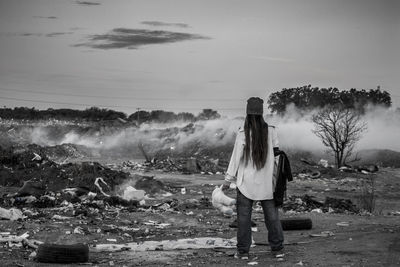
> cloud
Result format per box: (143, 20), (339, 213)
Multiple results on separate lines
(76, 1), (100, 6)
(46, 32), (73, 37)
(141, 21), (189, 28)
(20, 33), (43, 37)
(75, 28), (210, 49)
(34, 16), (58, 19)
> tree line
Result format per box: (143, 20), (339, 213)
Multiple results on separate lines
(0, 86), (392, 123)
(0, 106), (221, 123)
(267, 85), (391, 114)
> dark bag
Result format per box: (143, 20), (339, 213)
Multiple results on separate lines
(273, 150), (293, 207)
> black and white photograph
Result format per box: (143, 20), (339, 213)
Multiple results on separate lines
(0, 0), (399, 266)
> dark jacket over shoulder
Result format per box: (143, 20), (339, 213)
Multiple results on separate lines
(273, 149), (293, 207)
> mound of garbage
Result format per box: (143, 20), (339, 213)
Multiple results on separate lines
(0, 145), (129, 192)
(282, 194), (360, 214)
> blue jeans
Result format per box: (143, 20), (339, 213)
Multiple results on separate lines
(236, 189), (284, 253)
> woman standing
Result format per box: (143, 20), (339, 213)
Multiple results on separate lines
(222, 97), (284, 259)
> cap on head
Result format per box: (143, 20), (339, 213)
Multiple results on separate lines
(246, 97), (264, 115)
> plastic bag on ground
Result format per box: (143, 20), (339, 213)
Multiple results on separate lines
(0, 207), (24, 221)
(122, 186), (145, 201)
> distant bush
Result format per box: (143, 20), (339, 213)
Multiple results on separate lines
(0, 107), (220, 123)
(0, 106), (127, 121)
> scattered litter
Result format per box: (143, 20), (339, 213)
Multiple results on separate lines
(181, 188), (186, 195)
(52, 215), (72, 220)
(143, 220), (171, 228)
(248, 262), (258, 265)
(95, 177), (111, 197)
(0, 207), (24, 221)
(318, 159), (329, 168)
(311, 208), (323, 213)
(336, 222), (350, 227)
(32, 152), (42, 161)
(310, 231), (335, 237)
(93, 237), (245, 252)
(29, 251), (37, 260)
(106, 239), (117, 242)
(122, 186), (145, 201)
(283, 195), (359, 214)
(74, 226), (85, 235)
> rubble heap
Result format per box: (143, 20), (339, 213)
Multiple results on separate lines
(0, 145), (129, 192)
(282, 194), (360, 214)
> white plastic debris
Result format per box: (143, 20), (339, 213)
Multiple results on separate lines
(0, 207), (24, 221)
(52, 215), (72, 220)
(73, 226), (85, 235)
(336, 221), (350, 227)
(95, 177), (110, 197)
(181, 188), (186, 195)
(310, 231), (335, 237)
(93, 237), (241, 252)
(311, 208), (323, 213)
(29, 251), (37, 260)
(31, 152), (42, 161)
(318, 159), (329, 168)
(122, 186), (145, 201)
(248, 262), (258, 265)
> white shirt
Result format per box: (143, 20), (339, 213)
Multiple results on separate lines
(225, 126), (278, 200)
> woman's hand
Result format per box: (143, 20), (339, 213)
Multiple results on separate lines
(221, 181), (231, 191)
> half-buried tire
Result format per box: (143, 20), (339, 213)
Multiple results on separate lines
(281, 217), (312, 231)
(36, 243), (89, 263)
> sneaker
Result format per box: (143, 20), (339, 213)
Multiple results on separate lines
(234, 251), (249, 260)
(272, 249), (285, 258)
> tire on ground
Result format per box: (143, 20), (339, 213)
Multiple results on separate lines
(36, 243), (89, 263)
(309, 171), (321, 179)
(280, 217), (312, 230)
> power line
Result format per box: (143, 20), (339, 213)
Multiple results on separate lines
(0, 96), (244, 111)
(0, 87), (243, 102)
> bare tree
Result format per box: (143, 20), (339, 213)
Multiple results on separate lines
(312, 107), (367, 168)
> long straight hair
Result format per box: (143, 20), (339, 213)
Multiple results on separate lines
(244, 114), (269, 170)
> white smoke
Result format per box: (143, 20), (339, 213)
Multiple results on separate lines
(5, 105), (400, 160)
(357, 105), (400, 151)
(269, 104), (400, 153)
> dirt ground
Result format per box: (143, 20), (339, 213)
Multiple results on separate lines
(1, 165), (400, 267)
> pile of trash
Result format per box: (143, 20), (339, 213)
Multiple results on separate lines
(0, 145), (129, 192)
(114, 157), (228, 175)
(292, 156), (379, 181)
(282, 194), (360, 214)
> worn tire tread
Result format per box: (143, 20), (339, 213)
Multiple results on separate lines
(280, 217), (312, 230)
(36, 243), (89, 263)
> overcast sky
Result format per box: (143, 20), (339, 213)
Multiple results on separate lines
(0, 0), (399, 117)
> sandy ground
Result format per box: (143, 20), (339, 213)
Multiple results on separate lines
(1, 167), (400, 267)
